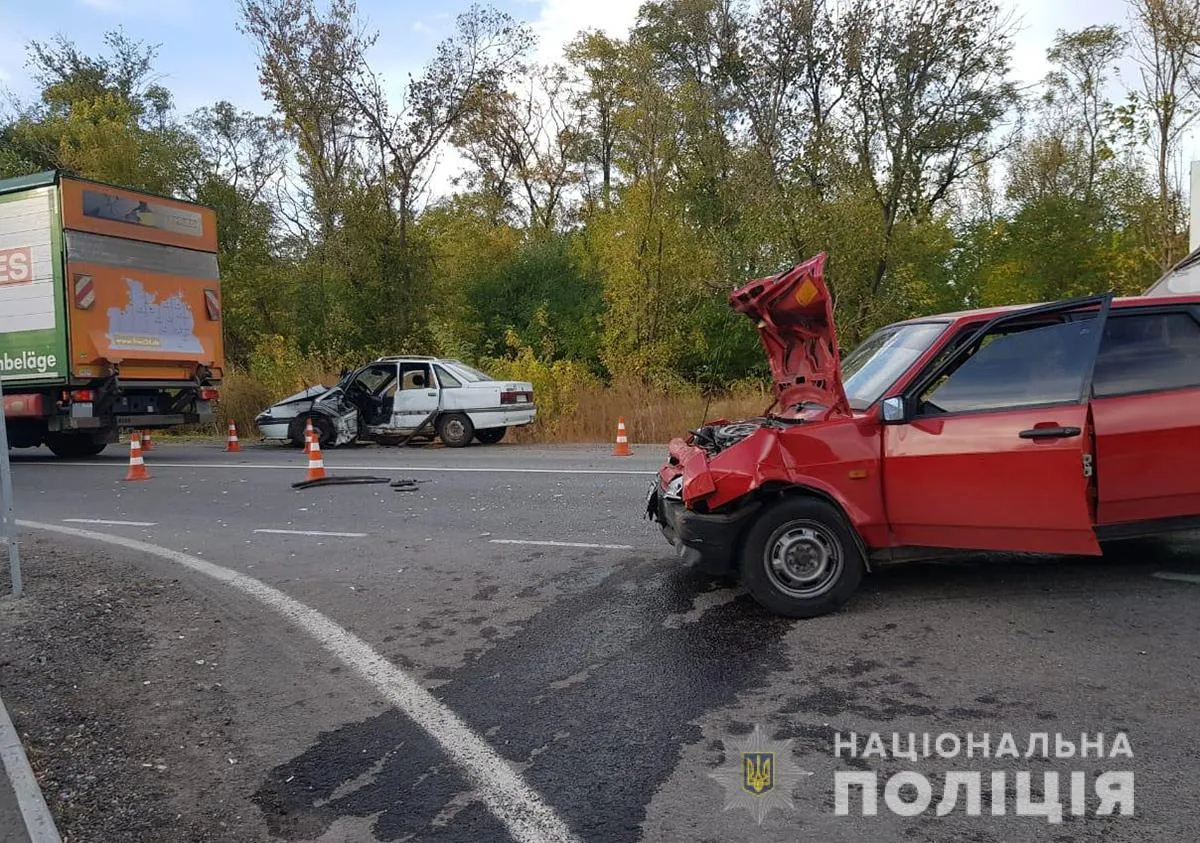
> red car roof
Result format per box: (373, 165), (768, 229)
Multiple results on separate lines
(893, 294), (1200, 328)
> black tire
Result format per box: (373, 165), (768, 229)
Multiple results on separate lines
(474, 427), (506, 445)
(289, 415), (335, 448)
(740, 497), (865, 619)
(44, 432), (107, 458)
(437, 413), (474, 448)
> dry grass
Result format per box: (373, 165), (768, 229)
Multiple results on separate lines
(187, 366), (771, 445)
(508, 381), (773, 444)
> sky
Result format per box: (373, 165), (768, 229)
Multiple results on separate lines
(0, 0), (1178, 190)
(0, 0), (655, 113)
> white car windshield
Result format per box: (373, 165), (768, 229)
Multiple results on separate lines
(842, 322), (947, 411)
(443, 360), (493, 382)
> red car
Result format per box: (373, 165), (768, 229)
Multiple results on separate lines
(648, 253), (1200, 618)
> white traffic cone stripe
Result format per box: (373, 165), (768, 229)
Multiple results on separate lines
(131, 456), (144, 465)
(309, 459), (324, 468)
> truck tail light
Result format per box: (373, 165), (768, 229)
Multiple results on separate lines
(204, 289), (221, 321)
(74, 274), (95, 309)
(200, 388), (220, 401)
(501, 391), (532, 405)
(3, 394), (44, 417)
(69, 389), (95, 402)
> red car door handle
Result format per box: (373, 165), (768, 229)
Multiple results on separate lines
(1019, 426), (1082, 440)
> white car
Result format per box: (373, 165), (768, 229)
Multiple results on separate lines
(255, 356), (536, 448)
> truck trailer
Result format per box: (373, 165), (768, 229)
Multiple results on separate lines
(0, 171), (224, 457)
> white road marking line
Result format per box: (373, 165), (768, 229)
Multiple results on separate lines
(62, 518), (157, 527)
(1152, 571), (1200, 585)
(33, 461), (653, 476)
(254, 528), (368, 538)
(17, 520), (580, 843)
(490, 539), (636, 550)
(0, 693), (62, 843)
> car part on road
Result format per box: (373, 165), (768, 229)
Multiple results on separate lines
(437, 413), (474, 448)
(475, 427), (505, 444)
(291, 475), (393, 490)
(740, 497), (864, 618)
(390, 477), (427, 492)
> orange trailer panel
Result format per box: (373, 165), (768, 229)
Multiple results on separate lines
(60, 177), (218, 253)
(66, 261), (224, 381)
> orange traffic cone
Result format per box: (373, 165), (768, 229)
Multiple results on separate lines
(612, 417), (633, 457)
(123, 433), (150, 481)
(225, 421), (241, 452)
(303, 418), (315, 454)
(304, 435), (326, 482)
(141, 429), (154, 451)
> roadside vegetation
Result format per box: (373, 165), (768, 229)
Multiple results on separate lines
(2, 0), (1196, 441)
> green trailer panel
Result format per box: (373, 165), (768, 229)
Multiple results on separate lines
(0, 185), (67, 385)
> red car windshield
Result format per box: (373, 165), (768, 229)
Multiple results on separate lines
(842, 322), (947, 411)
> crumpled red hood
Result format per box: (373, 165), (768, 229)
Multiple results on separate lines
(729, 253), (849, 418)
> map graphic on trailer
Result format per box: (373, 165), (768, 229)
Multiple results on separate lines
(105, 278), (203, 353)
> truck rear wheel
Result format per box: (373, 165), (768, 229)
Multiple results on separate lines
(44, 432), (107, 459)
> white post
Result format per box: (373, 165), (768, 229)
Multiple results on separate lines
(0, 379), (20, 598)
(1190, 160), (1200, 254)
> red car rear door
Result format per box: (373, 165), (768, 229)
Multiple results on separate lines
(881, 296), (1111, 556)
(1091, 305), (1200, 526)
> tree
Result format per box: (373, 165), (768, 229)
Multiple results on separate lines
(6, 30), (195, 193)
(842, 0), (1019, 341)
(1126, 0), (1200, 269)
(564, 31), (628, 208)
(732, 0), (852, 258)
(188, 102), (292, 362)
(340, 4), (533, 245)
(1045, 26), (1126, 203)
(453, 64), (585, 230)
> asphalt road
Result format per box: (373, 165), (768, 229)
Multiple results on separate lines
(6, 440), (1200, 842)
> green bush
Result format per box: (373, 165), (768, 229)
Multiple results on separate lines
(483, 335), (602, 438)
